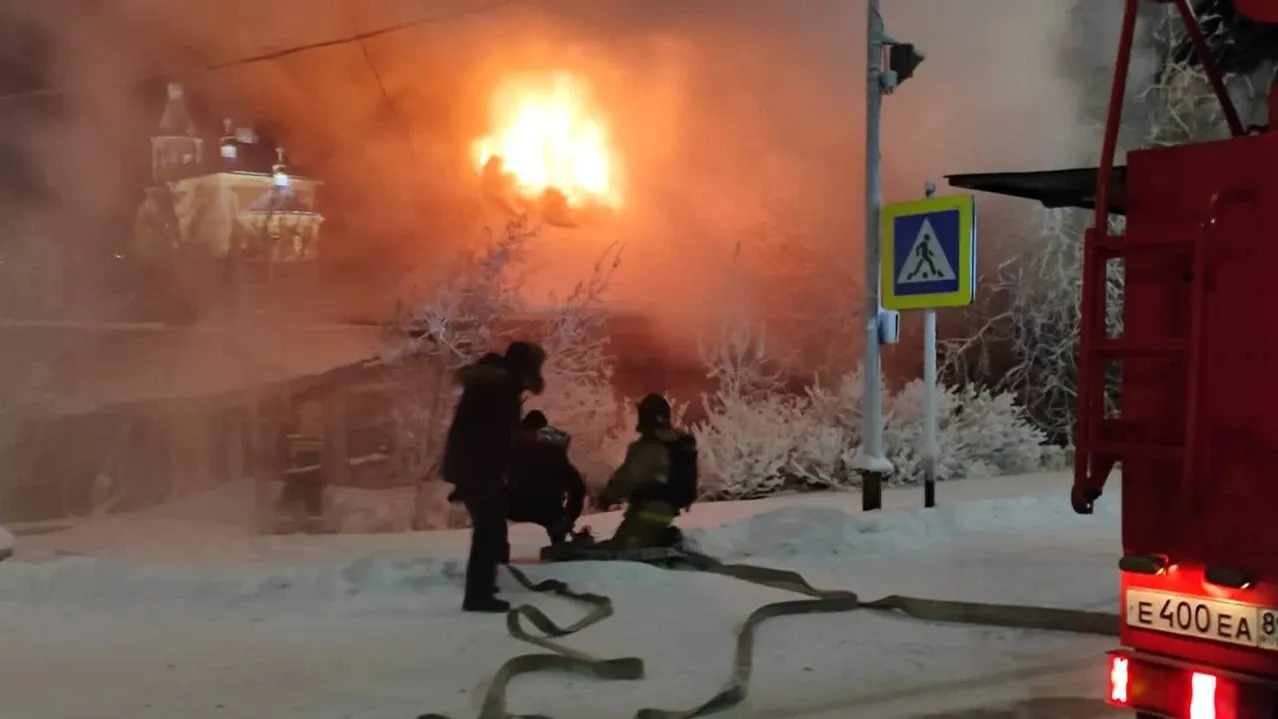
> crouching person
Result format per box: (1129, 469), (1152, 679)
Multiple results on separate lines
(597, 394), (699, 550)
(507, 410), (587, 546)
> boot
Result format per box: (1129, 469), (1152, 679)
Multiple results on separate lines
(462, 595), (511, 613)
(546, 518), (573, 546)
(568, 526), (596, 546)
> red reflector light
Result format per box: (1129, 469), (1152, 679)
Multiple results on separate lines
(1190, 671), (1217, 719)
(1110, 656), (1129, 704)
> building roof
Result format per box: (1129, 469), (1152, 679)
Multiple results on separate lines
(0, 322), (386, 416)
(151, 83), (315, 182)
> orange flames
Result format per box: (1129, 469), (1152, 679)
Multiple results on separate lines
(473, 72), (622, 211)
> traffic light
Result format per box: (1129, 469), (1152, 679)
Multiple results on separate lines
(888, 43), (925, 83)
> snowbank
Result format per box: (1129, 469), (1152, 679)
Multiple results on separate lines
(685, 490), (1119, 560)
(0, 482), (1118, 608)
(10, 471), (1090, 562)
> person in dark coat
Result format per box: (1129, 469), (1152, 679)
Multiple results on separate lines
(441, 340), (546, 613)
(506, 410), (587, 546)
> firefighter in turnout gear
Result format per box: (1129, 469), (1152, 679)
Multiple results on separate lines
(597, 394), (699, 550)
(277, 399), (328, 533)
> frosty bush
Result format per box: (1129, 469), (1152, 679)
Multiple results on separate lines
(695, 392), (813, 499)
(884, 381), (1048, 482)
(694, 371), (1049, 501)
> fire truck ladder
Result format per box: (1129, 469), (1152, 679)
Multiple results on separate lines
(1074, 223), (1208, 509)
(1072, 0), (1247, 515)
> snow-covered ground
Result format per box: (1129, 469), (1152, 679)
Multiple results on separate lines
(0, 472), (1126, 719)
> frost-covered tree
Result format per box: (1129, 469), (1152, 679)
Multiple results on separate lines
(521, 244), (630, 488)
(380, 217), (629, 529)
(382, 219), (531, 529)
(945, 0), (1274, 443)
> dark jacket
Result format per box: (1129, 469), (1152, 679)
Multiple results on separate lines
(509, 427), (585, 501)
(441, 353), (524, 495)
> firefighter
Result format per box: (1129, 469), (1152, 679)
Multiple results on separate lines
(278, 399), (327, 534)
(506, 410), (586, 546)
(597, 394), (699, 550)
(441, 340), (547, 613)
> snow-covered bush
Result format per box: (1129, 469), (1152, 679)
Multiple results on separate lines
(694, 371), (1050, 501)
(695, 392), (814, 499)
(884, 380), (1048, 482)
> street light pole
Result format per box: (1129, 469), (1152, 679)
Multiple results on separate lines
(856, 0), (894, 510)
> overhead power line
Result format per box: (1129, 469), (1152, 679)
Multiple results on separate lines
(0, 0), (520, 103)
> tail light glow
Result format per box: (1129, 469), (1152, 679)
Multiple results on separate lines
(1189, 671), (1217, 719)
(1110, 656), (1129, 704)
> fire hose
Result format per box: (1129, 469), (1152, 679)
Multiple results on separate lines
(416, 548), (1120, 719)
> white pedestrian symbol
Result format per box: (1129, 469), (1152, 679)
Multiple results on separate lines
(899, 219), (957, 284)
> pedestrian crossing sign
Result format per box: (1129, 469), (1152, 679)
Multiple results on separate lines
(880, 193), (977, 310)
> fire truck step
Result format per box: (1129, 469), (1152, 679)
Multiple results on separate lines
(1091, 337), (1188, 358)
(1091, 441), (1184, 461)
(1094, 235), (1196, 254)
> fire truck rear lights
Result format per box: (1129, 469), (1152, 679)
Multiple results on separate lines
(1110, 656), (1130, 703)
(1119, 553), (1169, 575)
(1190, 672), (1218, 719)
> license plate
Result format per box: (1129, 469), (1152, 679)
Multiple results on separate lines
(1126, 588), (1278, 650)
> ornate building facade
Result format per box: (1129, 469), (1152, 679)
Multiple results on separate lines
(133, 83), (324, 264)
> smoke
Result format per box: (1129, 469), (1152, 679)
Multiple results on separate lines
(0, 0), (1121, 365)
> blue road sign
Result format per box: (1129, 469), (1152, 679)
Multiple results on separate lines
(880, 193), (977, 311)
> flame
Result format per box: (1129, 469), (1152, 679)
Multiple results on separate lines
(473, 72), (622, 210)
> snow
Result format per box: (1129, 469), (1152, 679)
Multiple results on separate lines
(0, 472), (1127, 718)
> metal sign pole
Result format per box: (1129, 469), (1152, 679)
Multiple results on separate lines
(922, 180), (938, 508)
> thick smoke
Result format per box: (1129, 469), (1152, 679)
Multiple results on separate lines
(0, 0), (1120, 372)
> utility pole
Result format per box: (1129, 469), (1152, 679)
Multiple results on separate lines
(855, 0), (925, 511)
(855, 0), (893, 511)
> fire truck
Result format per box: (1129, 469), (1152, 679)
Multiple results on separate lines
(948, 0), (1278, 716)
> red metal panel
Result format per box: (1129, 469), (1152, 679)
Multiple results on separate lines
(1121, 130), (1278, 676)
(1236, 0), (1278, 23)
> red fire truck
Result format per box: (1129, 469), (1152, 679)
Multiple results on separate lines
(949, 0), (1278, 716)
